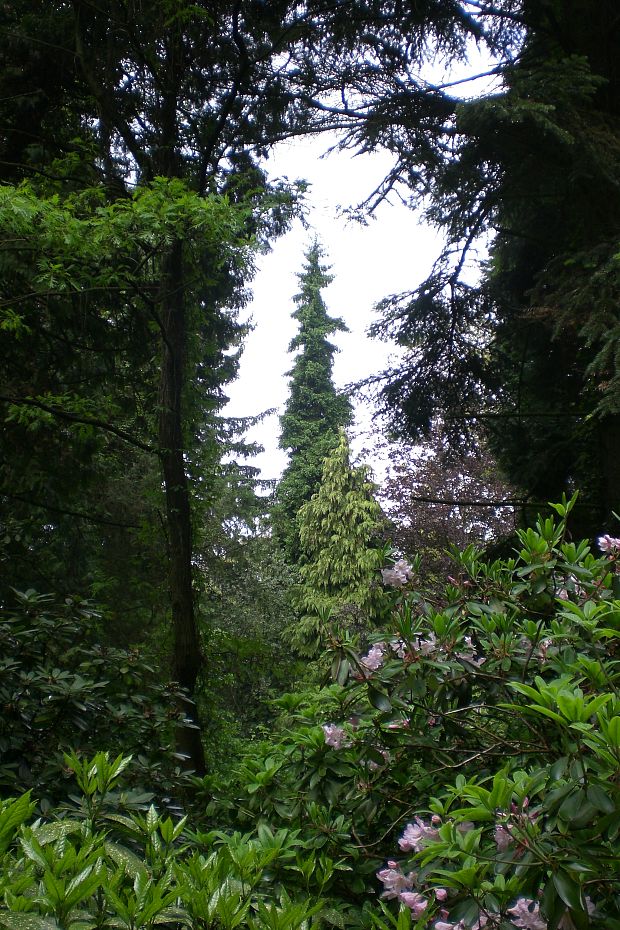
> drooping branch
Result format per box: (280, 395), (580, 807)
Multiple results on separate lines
(1, 491), (140, 528)
(0, 394), (155, 453)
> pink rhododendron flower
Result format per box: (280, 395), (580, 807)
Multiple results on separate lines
(376, 862), (415, 899)
(398, 892), (428, 916)
(598, 534), (620, 552)
(472, 917), (492, 929)
(456, 634), (485, 666)
(399, 817), (440, 852)
(322, 724), (350, 749)
(416, 632), (438, 656)
(381, 558), (415, 587)
(391, 638), (408, 658)
(507, 898), (547, 930)
(434, 888), (448, 901)
(361, 642), (385, 672)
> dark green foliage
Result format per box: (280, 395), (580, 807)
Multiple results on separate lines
(3, 500), (620, 928)
(275, 241), (352, 560)
(357, 1), (620, 535)
(0, 180), (255, 614)
(291, 431), (386, 655)
(194, 464), (301, 766)
(0, 0), (311, 769)
(0, 590), (187, 806)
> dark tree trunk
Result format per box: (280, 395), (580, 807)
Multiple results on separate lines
(599, 414), (620, 532)
(158, 240), (206, 775)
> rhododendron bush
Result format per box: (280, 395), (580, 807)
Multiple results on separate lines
(224, 496), (620, 928)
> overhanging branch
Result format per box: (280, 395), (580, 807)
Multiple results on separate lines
(0, 394), (156, 454)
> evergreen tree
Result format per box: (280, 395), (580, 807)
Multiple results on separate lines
(314, 0), (620, 535)
(291, 430), (385, 656)
(275, 241), (352, 559)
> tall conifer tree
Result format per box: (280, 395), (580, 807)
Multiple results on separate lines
(275, 241), (352, 559)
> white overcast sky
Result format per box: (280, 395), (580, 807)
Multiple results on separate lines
(224, 135), (442, 481)
(224, 48), (497, 482)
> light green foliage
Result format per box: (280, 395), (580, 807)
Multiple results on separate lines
(275, 241), (353, 560)
(0, 755), (330, 930)
(291, 431), (386, 655)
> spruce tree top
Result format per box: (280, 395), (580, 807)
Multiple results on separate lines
(275, 240), (353, 559)
(280, 240), (352, 454)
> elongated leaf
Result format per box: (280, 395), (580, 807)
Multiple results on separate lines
(552, 870), (584, 911)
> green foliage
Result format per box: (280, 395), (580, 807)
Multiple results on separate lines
(4, 497), (620, 928)
(0, 589), (188, 805)
(292, 431), (386, 656)
(223, 494), (620, 926)
(275, 241), (353, 560)
(0, 177), (259, 604)
(0, 170), (294, 769)
(0, 753), (333, 930)
(192, 457), (302, 767)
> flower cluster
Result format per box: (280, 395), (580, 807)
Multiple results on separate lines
(455, 634), (485, 666)
(376, 862), (447, 918)
(376, 813), (578, 930)
(376, 861), (416, 899)
(361, 642), (385, 672)
(506, 898), (546, 930)
(493, 799), (539, 855)
(391, 633), (436, 659)
(381, 558), (415, 588)
(398, 817), (440, 852)
(322, 723), (350, 749)
(598, 534), (620, 553)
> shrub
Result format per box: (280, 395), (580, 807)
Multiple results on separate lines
(220, 495), (620, 928)
(0, 752), (326, 929)
(0, 590), (188, 806)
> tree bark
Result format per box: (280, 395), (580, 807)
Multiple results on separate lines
(158, 240), (206, 775)
(599, 414), (620, 531)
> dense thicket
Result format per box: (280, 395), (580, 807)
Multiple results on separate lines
(3, 18), (620, 926)
(3, 501), (619, 929)
(1, 0), (510, 771)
